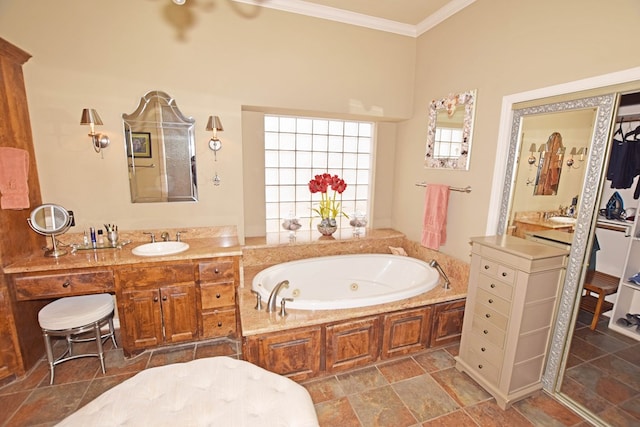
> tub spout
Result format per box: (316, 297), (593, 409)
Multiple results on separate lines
(267, 280), (290, 312)
(429, 260), (451, 290)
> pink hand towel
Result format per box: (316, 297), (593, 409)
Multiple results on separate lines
(0, 147), (30, 210)
(421, 184), (450, 250)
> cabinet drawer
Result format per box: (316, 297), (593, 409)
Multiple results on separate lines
(14, 270), (114, 300)
(471, 314), (506, 349)
(477, 273), (513, 301)
(469, 348), (500, 385)
(201, 282), (235, 309)
(198, 259), (236, 283)
(202, 308), (236, 338)
(479, 258), (515, 284)
(477, 288), (511, 315)
(467, 332), (504, 366)
(117, 263), (194, 288)
(475, 301), (508, 330)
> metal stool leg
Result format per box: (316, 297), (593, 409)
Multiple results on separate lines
(94, 322), (106, 375)
(42, 331), (56, 385)
(108, 317), (117, 348)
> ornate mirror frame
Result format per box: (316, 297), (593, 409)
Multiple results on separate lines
(425, 89), (477, 170)
(495, 94), (617, 394)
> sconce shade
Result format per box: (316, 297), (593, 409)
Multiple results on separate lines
(206, 115), (224, 132)
(80, 108), (103, 126)
(528, 143), (537, 153)
(569, 147), (577, 155)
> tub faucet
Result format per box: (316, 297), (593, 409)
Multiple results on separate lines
(266, 280), (289, 313)
(429, 259), (451, 290)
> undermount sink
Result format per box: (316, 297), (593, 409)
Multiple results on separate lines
(132, 241), (190, 257)
(548, 216), (576, 225)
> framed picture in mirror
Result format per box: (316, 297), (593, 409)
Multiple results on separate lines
(128, 132), (152, 158)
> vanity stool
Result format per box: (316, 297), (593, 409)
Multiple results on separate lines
(38, 293), (117, 385)
(580, 270), (619, 330)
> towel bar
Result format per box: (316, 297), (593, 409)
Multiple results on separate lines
(415, 183), (471, 193)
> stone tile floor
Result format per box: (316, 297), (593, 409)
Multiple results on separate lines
(0, 309), (635, 426)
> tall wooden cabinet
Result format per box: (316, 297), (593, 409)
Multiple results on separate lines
(0, 37), (46, 382)
(455, 235), (567, 409)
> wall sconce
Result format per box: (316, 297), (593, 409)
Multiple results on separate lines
(80, 109), (110, 154)
(206, 115), (224, 186)
(566, 147), (587, 168)
(527, 143), (538, 165)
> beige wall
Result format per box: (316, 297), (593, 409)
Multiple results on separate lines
(0, 0), (415, 241)
(1, 0), (640, 258)
(393, 0), (640, 258)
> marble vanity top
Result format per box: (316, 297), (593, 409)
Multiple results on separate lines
(3, 227), (242, 274)
(513, 216), (576, 229)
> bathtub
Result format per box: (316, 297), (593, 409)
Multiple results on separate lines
(251, 254), (441, 310)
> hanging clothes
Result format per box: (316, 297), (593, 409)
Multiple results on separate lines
(606, 119), (640, 199)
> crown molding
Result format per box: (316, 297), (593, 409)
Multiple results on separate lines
(232, 0), (475, 38)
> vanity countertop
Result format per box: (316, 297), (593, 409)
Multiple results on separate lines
(512, 217), (575, 229)
(2, 236), (242, 274)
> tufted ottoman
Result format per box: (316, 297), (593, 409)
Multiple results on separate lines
(56, 356), (319, 427)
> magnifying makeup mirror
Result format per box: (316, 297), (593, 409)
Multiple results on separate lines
(27, 203), (74, 257)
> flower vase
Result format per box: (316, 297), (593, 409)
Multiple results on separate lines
(317, 218), (337, 236)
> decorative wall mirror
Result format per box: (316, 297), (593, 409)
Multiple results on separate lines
(27, 203), (74, 257)
(122, 90), (197, 203)
(425, 89), (477, 170)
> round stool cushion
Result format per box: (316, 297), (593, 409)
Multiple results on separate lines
(38, 294), (114, 331)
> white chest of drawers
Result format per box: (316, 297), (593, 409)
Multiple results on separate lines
(455, 235), (568, 409)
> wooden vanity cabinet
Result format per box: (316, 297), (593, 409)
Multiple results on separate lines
(197, 257), (239, 339)
(116, 262), (198, 354)
(455, 236), (567, 409)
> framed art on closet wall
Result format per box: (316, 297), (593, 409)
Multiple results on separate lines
(128, 132), (152, 158)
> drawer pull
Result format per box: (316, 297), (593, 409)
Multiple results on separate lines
(62, 281), (71, 288)
(490, 283), (496, 289)
(484, 265), (490, 270)
(217, 322), (223, 327)
(216, 293), (221, 298)
(214, 268), (220, 274)
(154, 296), (159, 302)
(501, 272), (507, 277)
(483, 329), (489, 335)
(485, 313), (491, 318)
(162, 295), (168, 301)
(481, 347), (486, 352)
(488, 299), (494, 304)
(478, 364), (483, 369)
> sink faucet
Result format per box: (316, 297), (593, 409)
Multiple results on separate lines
(266, 280), (289, 313)
(161, 232), (170, 242)
(143, 232), (156, 243)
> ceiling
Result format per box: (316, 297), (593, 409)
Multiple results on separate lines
(232, 0), (476, 36)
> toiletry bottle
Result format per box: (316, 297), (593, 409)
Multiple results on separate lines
(97, 229), (104, 247)
(90, 227), (97, 249)
(83, 231), (89, 247)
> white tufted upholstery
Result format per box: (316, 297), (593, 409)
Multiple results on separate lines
(56, 356), (319, 427)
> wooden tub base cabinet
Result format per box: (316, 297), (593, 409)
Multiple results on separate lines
(242, 299), (465, 381)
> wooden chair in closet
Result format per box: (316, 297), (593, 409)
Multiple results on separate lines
(579, 270), (619, 330)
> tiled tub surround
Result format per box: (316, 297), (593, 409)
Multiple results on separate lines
(240, 229), (469, 380)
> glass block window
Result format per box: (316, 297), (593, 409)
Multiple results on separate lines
(264, 115), (373, 233)
(433, 127), (463, 158)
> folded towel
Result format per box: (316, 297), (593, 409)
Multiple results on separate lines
(0, 147), (30, 210)
(421, 184), (450, 250)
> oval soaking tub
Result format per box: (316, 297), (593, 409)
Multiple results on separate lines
(251, 254), (440, 310)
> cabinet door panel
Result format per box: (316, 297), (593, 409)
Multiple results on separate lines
(161, 284), (198, 343)
(122, 289), (163, 349)
(430, 299), (465, 348)
(326, 317), (379, 372)
(256, 328), (321, 381)
(382, 307), (432, 359)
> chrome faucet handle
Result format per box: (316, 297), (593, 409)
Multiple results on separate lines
(280, 297), (294, 317)
(160, 231), (170, 242)
(250, 290), (263, 310)
(143, 232), (156, 243)
(176, 231), (187, 242)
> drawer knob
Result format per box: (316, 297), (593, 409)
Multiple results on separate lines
(483, 329), (489, 335)
(162, 295), (167, 301)
(214, 268), (220, 274)
(485, 313), (491, 318)
(490, 283), (496, 289)
(478, 364), (483, 369)
(488, 299), (494, 304)
(62, 281), (71, 288)
(154, 296), (159, 302)
(502, 272), (507, 277)
(216, 293), (221, 298)
(481, 347), (486, 352)
(484, 265), (490, 270)
(217, 322), (223, 327)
